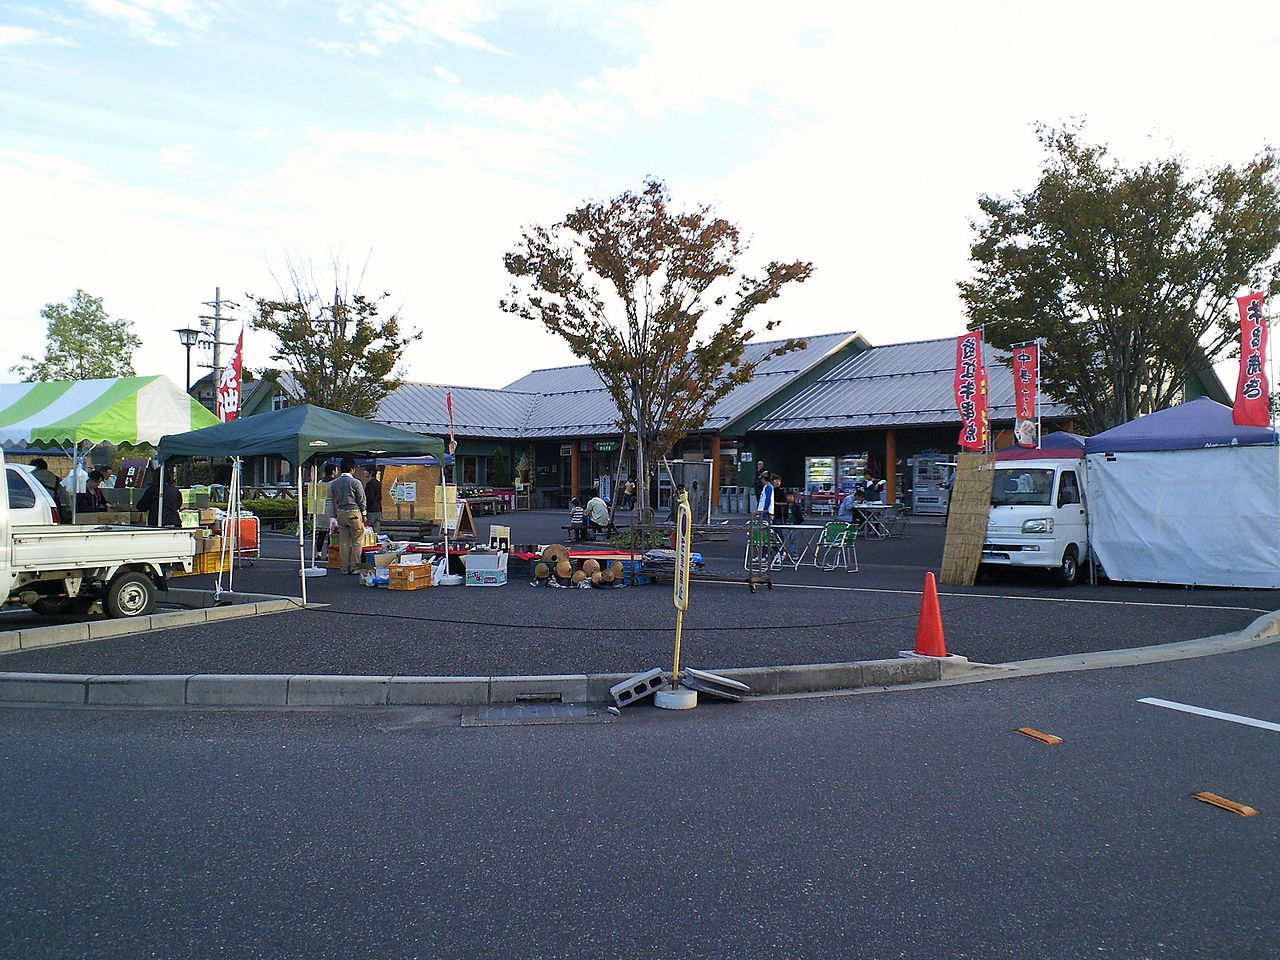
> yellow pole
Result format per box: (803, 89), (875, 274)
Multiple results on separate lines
(671, 494), (691, 688)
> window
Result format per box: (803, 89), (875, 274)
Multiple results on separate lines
(1057, 471), (1081, 507)
(7, 469), (36, 509)
(272, 392), (289, 411)
(991, 468), (1054, 506)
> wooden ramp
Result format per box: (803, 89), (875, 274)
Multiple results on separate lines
(940, 452), (995, 586)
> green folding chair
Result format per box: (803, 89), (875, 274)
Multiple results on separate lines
(817, 520), (858, 572)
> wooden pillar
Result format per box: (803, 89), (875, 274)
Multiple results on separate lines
(570, 442), (580, 502)
(709, 434), (721, 512)
(885, 430), (897, 503)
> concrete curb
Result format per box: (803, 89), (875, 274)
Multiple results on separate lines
(1, 608), (1276, 710)
(0, 589), (304, 655)
(0, 657), (947, 708)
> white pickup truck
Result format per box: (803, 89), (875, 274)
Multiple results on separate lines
(1, 453), (198, 618)
(981, 457), (1088, 586)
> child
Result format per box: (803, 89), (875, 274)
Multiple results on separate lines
(783, 491), (805, 557)
(568, 498), (587, 541)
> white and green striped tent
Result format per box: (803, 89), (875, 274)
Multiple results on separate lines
(0, 376), (219, 448)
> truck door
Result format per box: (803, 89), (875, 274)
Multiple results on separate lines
(1055, 469), (1086, 558)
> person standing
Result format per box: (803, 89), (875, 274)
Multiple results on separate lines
(29, 459), (69, 522)
(314, 464), (337, 560)
(76, 470), (109, 514)
(623, 478), (636, 510)
(753, 460), (768, 509)
(755, 474), (780, 521)
(330, 458), (367, 575)
(364, 466), (383, 534)
(137, 469), (182, 527)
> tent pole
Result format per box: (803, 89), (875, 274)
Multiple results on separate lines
(227, 457), (241, 596)
(297, 466), (308, 605)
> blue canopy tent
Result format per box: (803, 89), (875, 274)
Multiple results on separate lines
(1084, 398), (1280, 588)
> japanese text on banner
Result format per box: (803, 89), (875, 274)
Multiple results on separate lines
(216, 331), (243, 422)
(954, 331), (988, 451)
(1233, 293), (1270, 428)
(1011, 341), (1038, 447)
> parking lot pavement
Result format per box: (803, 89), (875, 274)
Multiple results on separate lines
(1, 512), (1276, 678)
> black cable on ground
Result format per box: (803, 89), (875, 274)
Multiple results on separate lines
(279, 596), (993, 632)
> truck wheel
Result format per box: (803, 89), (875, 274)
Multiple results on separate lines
(105, 572), (157, 618)
(1054, 548), (1079, 587)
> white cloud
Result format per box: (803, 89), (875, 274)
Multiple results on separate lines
(66, 0), (219, 45)
(158, 143), (198, 168)
(433, 65), (459, 84)
(327, 0), (502, 54)
(0, 24), (72, 46)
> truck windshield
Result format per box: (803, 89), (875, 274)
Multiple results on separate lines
(991, 468), (1054, 506)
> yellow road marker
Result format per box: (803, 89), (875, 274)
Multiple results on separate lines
(1191, 792), (1259, 817)
(1014, 727), (1063, 744)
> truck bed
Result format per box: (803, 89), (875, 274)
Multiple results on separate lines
(9, 524), (198, 572)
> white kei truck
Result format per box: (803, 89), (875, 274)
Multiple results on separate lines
(0, 451), (198, 618)
(980, 456), (1088, 586)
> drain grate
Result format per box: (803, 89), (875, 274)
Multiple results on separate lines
(461, 703), (614, 727)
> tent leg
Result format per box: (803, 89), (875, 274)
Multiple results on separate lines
(298, 469), (308, 606)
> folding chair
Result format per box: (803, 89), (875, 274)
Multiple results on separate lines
(817, 521), (858, 572)
(881, 504), (908, 538)
(743, 517), (774, 570)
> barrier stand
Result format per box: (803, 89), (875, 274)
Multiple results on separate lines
(655, 498), (697, 710)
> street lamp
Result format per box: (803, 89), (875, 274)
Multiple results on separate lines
(175, 327), (202, 392)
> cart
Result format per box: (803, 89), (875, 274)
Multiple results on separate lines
(222, 514), (260, 567)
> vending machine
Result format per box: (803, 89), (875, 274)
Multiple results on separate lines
(837, 454), (867, 493)
(911, 452), (954, 516)
(804, 456), (836, 493)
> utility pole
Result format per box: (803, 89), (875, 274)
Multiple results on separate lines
(198, 287), (239, 382)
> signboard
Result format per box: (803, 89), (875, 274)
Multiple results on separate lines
(389, 480), (417, 503)
(1234, 292), (1270, 427)
(1011, 340), (1039, 448)
(594, 440), (619, 452)
(953, 331), (989, 451)
(673, 500), (692, 611)
(559, 444), (573, 457)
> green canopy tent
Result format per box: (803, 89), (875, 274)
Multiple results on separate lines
(157, 404), (446, 602)
(0, 376), (220, 520)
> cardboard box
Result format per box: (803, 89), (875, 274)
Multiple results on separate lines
(199, 508), (220, 525)
(327, 546), (341, 569)
(463, 552), (508, 587)
(200, 536), (224, 555)
(179, 509), (201, 529)
(373, 552), (401, 567)
(388, 563), (432, 590)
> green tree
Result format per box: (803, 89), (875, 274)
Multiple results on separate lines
(14, 290), (142, 381)
(502, 178), (812, 512)
(249, 262), (420, 419)
(960, 125), (1280, 434)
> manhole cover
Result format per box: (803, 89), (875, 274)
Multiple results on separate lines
(461, 704), (614, 727)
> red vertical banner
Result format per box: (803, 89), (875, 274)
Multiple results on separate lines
(216, 331), (243, 422)
(1011, 341), (1038, 447)
(1234, 293), (1270, 427)
(954, 331), (988, 451)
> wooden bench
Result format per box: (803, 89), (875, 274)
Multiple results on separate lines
(561, 523), (630, 542)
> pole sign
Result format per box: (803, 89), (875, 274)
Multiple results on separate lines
(1233, 292), (1270, 427)
(673, 500), (692, 611)
(954, 331), (989, 451)
(1011, 340), (1039, 448)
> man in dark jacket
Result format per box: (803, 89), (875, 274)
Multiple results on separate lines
(137, 470), (182, 527)
(29, 459), (69, 522)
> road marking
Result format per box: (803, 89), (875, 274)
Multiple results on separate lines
(1191, 792), (1259, 817)
(773, 583), (1271, 615)
(1138, 697), (1280, 732)
(1014, 726), (1063, 744)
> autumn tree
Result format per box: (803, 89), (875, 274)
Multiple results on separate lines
(960, 125), (1280, 435)
(502, 179), (812, 512)
(248, 260), (419, 419)
(14, 290), (142, 381)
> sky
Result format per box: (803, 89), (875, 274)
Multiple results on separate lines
(2, 0), (1279, 392)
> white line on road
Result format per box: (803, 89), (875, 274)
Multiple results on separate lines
(772, 583), (1272, 615)
(1138, 697), (1280, 732)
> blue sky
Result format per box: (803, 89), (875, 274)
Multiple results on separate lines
(2, 0), (1279, 390)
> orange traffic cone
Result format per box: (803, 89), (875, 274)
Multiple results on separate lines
(912, 572), (948, 658)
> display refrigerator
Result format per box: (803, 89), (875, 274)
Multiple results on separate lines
(837, 454), (867, 493)
(804, 456), (836, 493)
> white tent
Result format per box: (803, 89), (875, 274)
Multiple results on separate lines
(1084, 398), (1280, 589)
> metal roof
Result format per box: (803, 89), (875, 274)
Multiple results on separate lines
(376, 383), (538, 439)
(752, 337), (1071, 432)
(381, 331), (860, 439)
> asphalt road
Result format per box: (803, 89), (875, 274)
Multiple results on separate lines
(2, 513), (1276, 676)
(2, 647), (1276, 959)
